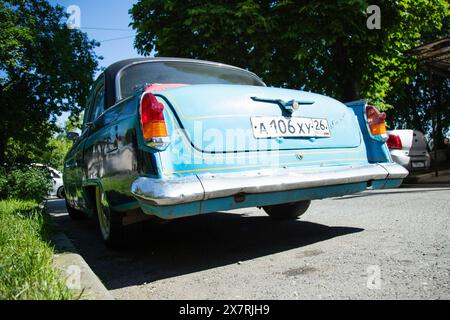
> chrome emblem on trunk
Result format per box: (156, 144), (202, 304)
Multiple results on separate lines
(251, 97), (315, 114)
(290, 100), (300, 111)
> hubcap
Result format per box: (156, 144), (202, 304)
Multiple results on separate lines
(96, 188), (111, 240)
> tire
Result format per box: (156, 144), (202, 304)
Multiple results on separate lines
(263, 200), (311, 220)
(65, 198), (86, 221)
(57, 186), (65, 199)
(95, 186), (125, 249)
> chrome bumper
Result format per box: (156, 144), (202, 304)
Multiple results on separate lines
(131, 163), (409, 206)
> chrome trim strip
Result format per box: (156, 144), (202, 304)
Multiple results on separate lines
(131, 163), (409, 206)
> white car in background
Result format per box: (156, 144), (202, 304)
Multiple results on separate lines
(49, 167), (65, 198)
(387, 129), (431, 171)
(32, 164), (65, 198)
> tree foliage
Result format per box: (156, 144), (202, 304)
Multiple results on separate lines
(0, 166), (52, 202)
(131, 0), (449, 137)
(41, 118), (82, 171)
(41, 136), (72, 172)
(0, 0), (99, 165)
(388, 72), (449, 146)
(5, 119), (77, 171)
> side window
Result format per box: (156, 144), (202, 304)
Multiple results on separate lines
(82, 75), (105, 133)
(51, 170), (61, 179)
(91, 86), (105, 121)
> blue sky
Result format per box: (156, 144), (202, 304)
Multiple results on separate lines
(49, 0), (148, 125)
(50, 0), (146, 69)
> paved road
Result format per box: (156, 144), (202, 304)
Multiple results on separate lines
(47, 185), (450, 300)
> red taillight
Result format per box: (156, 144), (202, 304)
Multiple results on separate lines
(387, 134), (402, 150)
(140, 92), (169, 148)
(366, 105), (387, 136)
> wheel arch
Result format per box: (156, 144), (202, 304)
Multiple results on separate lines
(81, 179), (102, 217)
(56, 185), (65, 199)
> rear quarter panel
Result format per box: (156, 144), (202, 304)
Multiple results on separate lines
(345, 101), (392, 164)
(82, 95), (158, 209)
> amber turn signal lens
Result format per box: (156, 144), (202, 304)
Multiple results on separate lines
(366, 105), (387, 136)
(369, 123), (387, 135)
(142, 120), (168, 140)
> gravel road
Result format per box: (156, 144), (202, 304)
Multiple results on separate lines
(47, 185), (450, 300)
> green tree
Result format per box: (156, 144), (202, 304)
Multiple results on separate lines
(0, 0), (99, 166)
(41, 136), (72, 171)
(65, 113), (84, 133)
(130, 0), (448, 114)
(41, 118), (83, 171)
(387, 71), (449, 147)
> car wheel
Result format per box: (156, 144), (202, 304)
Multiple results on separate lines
(65, 198), (86, 220)
(95, 186), (125, 249)
(263, 200), (311, 220)
(57, 186), (65, 199)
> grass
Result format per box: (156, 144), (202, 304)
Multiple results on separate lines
(0, 199), (72, 300)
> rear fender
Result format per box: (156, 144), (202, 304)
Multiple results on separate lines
(345, 100), (391, 163)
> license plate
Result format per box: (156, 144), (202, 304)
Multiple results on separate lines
(251, 117), (331, 139)
(412, 162), (425, 168)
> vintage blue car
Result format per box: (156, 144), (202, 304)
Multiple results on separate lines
(63, 58), (408, 247)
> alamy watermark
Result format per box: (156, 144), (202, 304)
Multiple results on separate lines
(66, 265), (82, 290)
(367, 5), (381, 30)
(66, 5), (81, 30)
(66, 4), (379, 31)
(366, 265), (382, 290)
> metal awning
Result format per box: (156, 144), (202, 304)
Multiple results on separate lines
(407, 36), (450, 77)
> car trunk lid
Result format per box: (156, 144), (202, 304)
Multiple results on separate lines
(158, 84), (361, 153)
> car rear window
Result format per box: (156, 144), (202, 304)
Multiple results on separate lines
(118, 61), (265, 99)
